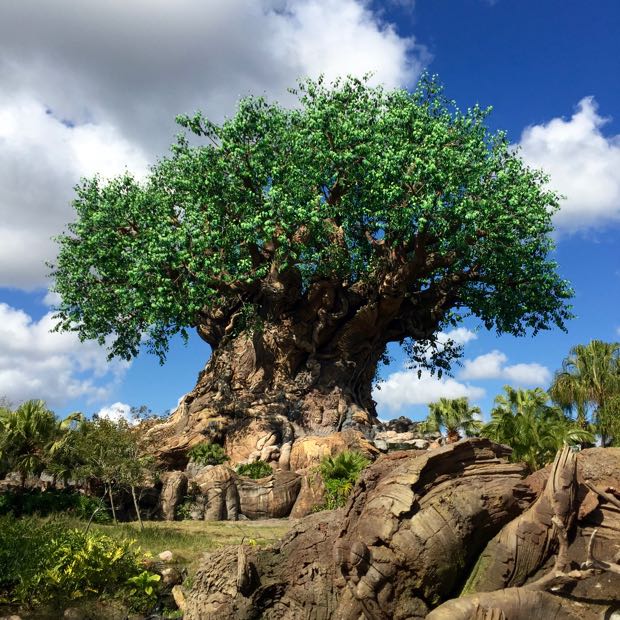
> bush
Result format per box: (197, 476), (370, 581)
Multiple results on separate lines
(236, 461), (273, 479)
(318, 451), (370, 510)
(0, 515), (144, 608)
(0, 489), (110, 523)
(187, 442), (228, 466)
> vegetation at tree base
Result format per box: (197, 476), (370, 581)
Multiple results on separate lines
(0, 515), (153, 611)
(318, 450), (370, 509)
(480, 386), (594, 471)
(236, 460), (273, 479)
(50, 75), (573, 431)
(420, 397), (482, 442)
(549, 339), (620, 446)
(187, 442), (229, 466)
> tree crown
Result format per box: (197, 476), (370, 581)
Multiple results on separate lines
(50, 76), (573, 366)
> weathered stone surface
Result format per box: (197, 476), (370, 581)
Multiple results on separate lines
(193, 465), (240, 521)
(290, 468), (326, 517)
(159, 471), (188, 521)
(237, 470), (301, 519)
(224, 416), (294, 466)
(463, 445), (576, 593)
(288, 430), (378, 471)
(426, 588), (580, 620)
(184, 439), (531, 619)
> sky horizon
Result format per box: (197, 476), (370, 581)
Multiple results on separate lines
(0, 0), (618, 424)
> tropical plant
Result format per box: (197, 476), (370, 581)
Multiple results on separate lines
(420, 397), (482, 442)
(236, 460), (273, 479)
(50, 75), (573, 441)
(187, 442), (229, 466)
(549, 339), (620, 445)
(318, 450), (370, 509)
(0, 400), (67, 486)
(0, 515), (141, 607)
(481, 386), (594, 471)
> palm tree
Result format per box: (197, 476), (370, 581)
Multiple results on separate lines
(481, 386), (593, 471)
(0, 400), (58, 486)
(421, 397), (482, 443)
(549, 340), (620, 446)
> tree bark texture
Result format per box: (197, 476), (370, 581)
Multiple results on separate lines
(146, 270), (458, 466)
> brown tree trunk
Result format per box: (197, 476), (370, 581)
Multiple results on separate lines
(147, 318), (386, 467)
(131, 485), (144, 530)
(107, 483), (117, 524)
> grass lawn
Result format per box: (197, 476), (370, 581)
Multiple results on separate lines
(90, 518), (294, 573)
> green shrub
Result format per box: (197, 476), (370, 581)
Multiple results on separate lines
(0, 489), (110, 523)
(236, 460), (273, 479)
(318, 451), (370, 510)
(0, 515), (144, 609)
(187, 442), (228, 466)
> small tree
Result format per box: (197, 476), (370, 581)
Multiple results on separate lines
(420, 397), (482, 442)
(73, 417), (157, 525)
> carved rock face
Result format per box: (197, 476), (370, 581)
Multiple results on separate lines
(183, 439), (532, 620)
(237, 470), (301, 520)
(288, 430), (378, 471)
(159, 471), (188, 521)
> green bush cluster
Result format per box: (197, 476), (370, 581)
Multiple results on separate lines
(0, 489), (109, 522)
(187, 442), (229, 466)
(318, 451), (370, 510)
(236, 460), (273, 479)
(0, 515), (153, 609)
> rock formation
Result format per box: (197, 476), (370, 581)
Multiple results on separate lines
(182, 441), (620, 619)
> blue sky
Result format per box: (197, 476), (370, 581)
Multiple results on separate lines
(0, 0), (618, 423)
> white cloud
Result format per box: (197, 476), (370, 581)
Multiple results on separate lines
(518, 97), (620, 233)
(0, 302), (129, 408)
(97, 402), (137, 425)
(373, 369), (485, 412)
(0, 0), (426, 289)
(437, 327), (478, 347)
(0, 94), (149, 288)
(459, 349), (550, 386)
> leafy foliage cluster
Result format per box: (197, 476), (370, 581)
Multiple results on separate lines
(481, 387), (594, 471)
(318, 451), (370, 510)
(549, 339), (620, 446)
(51, 75), (572, 373)
(419, 397), (482, 440)
(236, 460), (273, 479)
(0, 401), (159, 525)
(0, 515), (153, 609)
(0, 489), (109, 523)
(187, 442), (229, 466)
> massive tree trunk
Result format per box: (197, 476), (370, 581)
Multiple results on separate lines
(147, 273), (453, 466)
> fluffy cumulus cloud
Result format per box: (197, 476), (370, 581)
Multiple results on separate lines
(458, 350), (550, 386)
(0, 302), (129, 408)
(0, 0), (426, 289)
(96, 402), (136, 425)
(518, 97), (620, 233)
(373, 369), (485, 413)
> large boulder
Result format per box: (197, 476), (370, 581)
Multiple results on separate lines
(192, 465), (240, 521)
(159, 471), (188, 521)
(237, 470), (301, 519)
(290, 468), (326, 518)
